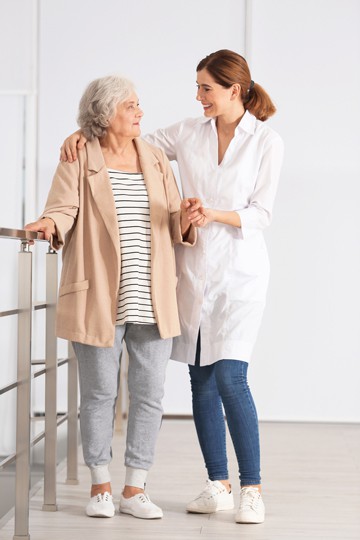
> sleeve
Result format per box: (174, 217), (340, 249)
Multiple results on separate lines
(143, 121), (184, 161)
(236, 134), (284, 239)
(159, 149), (196, 246)
(40, 159), (80, 250)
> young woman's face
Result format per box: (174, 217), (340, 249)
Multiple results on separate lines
(196, 69), (236, 117)
(108, 92), (143, 138)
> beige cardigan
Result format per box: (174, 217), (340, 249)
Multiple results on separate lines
(42, 137), (196, 346)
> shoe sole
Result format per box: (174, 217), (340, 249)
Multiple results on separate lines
(186, 503), (235, 514)
(86, 511), (115, 518)
(119, 508), (163, 519)
(235, 514), (265, 524)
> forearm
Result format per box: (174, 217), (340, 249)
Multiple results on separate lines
(210, 209), (241, 228)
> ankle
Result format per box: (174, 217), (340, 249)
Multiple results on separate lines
(91, 482), (112, 497)
(122, 485), (145, 499)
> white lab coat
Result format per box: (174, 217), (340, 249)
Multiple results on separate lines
(145, 111), (284, 365)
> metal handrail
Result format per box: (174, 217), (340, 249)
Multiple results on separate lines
(0, 227), (46, 241)
(0, 227), (79, 540)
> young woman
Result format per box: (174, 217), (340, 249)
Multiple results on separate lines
(60, 50), (284, 524)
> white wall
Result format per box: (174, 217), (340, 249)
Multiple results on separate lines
(1, 0), (359, 425)
(248, 0), (360, 421)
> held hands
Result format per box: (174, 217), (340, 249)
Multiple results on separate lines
(59, 130), (87, 162)
(181, 198), (215, 229)
(24, 217), (56, 242)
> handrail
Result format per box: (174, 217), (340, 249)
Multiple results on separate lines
(0, 227), (46, 241)
(0, 228), (79, 540)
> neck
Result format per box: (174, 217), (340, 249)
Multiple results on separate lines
(216, 105), (246, 135)
(100, 132), (135, 155)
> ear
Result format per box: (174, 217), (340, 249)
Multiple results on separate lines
(230, 83), (241, 101)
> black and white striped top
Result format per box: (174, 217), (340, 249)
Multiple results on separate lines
(108, 169), (156, 325)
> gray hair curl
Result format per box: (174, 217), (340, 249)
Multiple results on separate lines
(77, 75), (135, 139)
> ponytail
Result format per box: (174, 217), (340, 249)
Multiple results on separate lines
(243, 82), (276, 121)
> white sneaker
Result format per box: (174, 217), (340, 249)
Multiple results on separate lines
(86, 491), (115, 517)
(186, 480), (234, 513)
(235, 487), (265, 523)
(119, 492), (163, 519)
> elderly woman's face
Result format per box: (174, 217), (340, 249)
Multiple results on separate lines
(108, 92), (143, 138)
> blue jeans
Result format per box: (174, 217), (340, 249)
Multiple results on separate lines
(189, 334), (261, 486)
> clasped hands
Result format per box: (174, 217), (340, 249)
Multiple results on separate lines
(181, 198), (213, 229)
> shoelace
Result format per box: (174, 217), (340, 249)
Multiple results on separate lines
(138, 493), (150, 504)
(95, 492), (112, 503)
(197, 480), (225, 499)
(239, 488), (260, 510)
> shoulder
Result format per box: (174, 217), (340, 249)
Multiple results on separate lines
(252, 115), (282, 142)
(136, 137), (171, 168)
(166, 116), (210, 135)
(251, 116), (284, 154)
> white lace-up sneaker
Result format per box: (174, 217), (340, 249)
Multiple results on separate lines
(235, 487), (265, 523)
(86, 491), (115, 517)
(119, 492), (163, 519)
(186, 479), (234, 513)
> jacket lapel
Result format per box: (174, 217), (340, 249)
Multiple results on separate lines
(134, 138), (161, 212)
(85, 138), (120, 258)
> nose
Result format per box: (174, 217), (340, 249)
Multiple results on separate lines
(196, 88), (202, 101)
(136, 106), (144, 117)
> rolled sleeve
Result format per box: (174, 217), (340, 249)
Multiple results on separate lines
(236, 134), (284, 239)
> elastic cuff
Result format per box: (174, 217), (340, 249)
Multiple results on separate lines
(125, 467), (148, 489)
(90, 464), (111, 484)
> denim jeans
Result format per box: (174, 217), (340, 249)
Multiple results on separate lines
(189, 334), (261, 486)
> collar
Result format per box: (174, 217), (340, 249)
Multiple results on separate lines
(209, 109), (256, 136)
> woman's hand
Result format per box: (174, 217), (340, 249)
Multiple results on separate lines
(59, 130), (88, 162)
(181, 198), (204, 232)
(191, 206), (216, 227)
(181, 198), (215, 228)
(24, 217), (56, 241)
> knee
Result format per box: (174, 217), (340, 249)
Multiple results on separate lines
(215, 361), (249, 395)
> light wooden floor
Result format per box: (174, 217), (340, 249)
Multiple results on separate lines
(1, 420), (359, 540)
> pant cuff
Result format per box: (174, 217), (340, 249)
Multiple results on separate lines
(89, 464), (111, 485)
(125, 467), (148, 489)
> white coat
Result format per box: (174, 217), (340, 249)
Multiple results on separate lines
(146, 111), (284, 365)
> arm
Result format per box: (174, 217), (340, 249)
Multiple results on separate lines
(188, 135), (284, 235)
(25, 159), (80, 250)
(187, 207), (241, 228)
(159, 149), (196, 245)
(59, 120), (182, 163)
(143, 121), (183, 161)
(236, 135), (284, 238)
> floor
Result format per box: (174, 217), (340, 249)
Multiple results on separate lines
(1, 420), (359, 540)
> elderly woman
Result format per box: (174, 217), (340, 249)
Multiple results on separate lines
(25, 75), (196, 520)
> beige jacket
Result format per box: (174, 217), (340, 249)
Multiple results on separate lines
(42, 137), (196, 346)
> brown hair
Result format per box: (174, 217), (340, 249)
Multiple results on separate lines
(197, 49), (276, 121)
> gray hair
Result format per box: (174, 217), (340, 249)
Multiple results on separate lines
(77, 75), (135, 139)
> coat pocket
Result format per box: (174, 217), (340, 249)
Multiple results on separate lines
(59, 279), (89, 297)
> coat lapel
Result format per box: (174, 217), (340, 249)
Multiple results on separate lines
(134, 138), (162, 214)
(85, 138), (120, 258)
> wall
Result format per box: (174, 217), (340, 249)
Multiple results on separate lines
(0, 0), (359, 427)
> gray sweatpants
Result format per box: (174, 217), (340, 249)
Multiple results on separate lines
(73, 323), (172, 488)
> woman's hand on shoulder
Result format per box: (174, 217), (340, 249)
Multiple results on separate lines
(59, 130), (88, 162)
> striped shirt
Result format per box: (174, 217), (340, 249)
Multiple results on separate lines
(108, 169), (156, 325)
